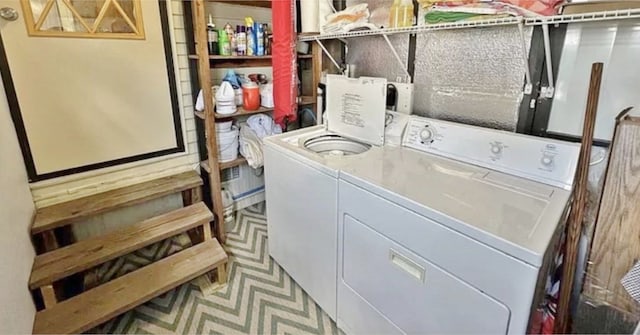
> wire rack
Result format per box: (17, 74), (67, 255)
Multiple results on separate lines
(298, 8), (640, 42)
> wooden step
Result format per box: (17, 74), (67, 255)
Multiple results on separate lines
(30, 203), (212, 289)
(32, 239), (227, 334)
(32, 171), (202, 234)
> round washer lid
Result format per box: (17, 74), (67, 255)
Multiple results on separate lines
(304, 134), (371, 156)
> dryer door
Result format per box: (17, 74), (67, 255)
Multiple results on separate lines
(339, 216), (511, 335)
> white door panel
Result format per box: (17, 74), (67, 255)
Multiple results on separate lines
(0, 0), (181, 178)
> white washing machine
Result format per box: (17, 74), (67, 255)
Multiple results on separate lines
(336, 116), (581, 334)
(264, 75), (389, 320)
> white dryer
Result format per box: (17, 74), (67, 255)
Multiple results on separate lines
(264, 75), (388, 320)
(336, 116), (580, 334)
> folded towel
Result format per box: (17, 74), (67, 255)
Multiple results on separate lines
(239, 125), (264, 169)
(246, 114), (282, 139)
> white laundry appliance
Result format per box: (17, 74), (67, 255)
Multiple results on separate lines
(336, 116), (580, 334)
(264, 75), (389, 321)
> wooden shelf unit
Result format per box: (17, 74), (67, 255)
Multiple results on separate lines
(299, 96), (315, 106)
(195, 106), (274, 120)
(200, 157), (248, 173)
(188, 54), (273, 68)
(186, 0), (284, 244)
(209, 0), (271, 8)
(186, 0), (323, 243)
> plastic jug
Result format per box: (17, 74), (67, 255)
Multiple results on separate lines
(398, 0), (414, 27)
(388, 0), (400, 28)
(242, 81), (260, 111)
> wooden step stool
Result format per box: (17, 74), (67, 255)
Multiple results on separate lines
(28, 171), (228, 334)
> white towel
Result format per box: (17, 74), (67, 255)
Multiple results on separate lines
(246, 114), (282, 139)
(239, 114), (282, 169)
(239, 125), (264, 169)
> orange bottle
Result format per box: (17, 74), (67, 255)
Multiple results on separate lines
(242, 81), (260, 111)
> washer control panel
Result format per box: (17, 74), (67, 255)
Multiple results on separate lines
(402, 117), (581, 189)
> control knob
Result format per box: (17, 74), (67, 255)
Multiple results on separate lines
(419, 125), (435, 144)
(490, 143), (503, 155)
(541, 155), (554, 167)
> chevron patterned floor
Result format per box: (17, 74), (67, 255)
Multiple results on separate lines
(92, 203), (340, 334)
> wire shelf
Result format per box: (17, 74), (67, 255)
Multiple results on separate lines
(298, 9), (640, 42)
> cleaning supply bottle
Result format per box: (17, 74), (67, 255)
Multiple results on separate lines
(230, 25), (238, 56)
(245, 17), (256, 56)
(219, 29), (231, 56)
(242, 81), (260, 111)
(206, 15), (218, 55)
(262, 24), (269, 55)
(236, 25), (246, 56)
(399, 0), (414, 27)
(256, 22), (264, 56)
(388, 0), (400, 28)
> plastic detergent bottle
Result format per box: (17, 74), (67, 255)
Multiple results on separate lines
(388, 0), (400, 28)
(218, 29), (231, 56)
(398, 0), (414, 27)
(242, 81), (260, 111)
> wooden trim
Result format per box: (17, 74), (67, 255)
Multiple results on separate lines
(555, 63), (603, 334)
(31, 0), (56, 32)
(41, 285), (57, 308)
(91, 0), (113, 33)
(203, 221), (212, 241)
(59, 0), (93, 33)
(219, 157), (247, 170)
(20, 0), (146, 40)
(111, 0), (140, 35)
(217, 263), (228, 284)
(40, 231), (60, 253)
(192, 0), (226, 244)
(212, 0), (271, 8)
(312, 42), (322, 124)
(181, 187), (202, 206)
(132, 0), (145, 37)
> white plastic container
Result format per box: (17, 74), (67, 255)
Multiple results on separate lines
(234, 88), (243, 106)
(221, 189), (235, 232)
(260, 83), (274, 108)
(215, 120), (233, 132)
(217, 125), (239, 162)
(216, 82), (237, 115)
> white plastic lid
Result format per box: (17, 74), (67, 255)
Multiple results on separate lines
(325, 75), (387, 146)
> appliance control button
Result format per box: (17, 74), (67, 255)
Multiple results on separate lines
(541, 155), (554, 166)
(419, 128), (434, 143)
(490, 144), (502, 154)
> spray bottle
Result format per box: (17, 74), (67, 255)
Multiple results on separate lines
(245, 17), (256, 56)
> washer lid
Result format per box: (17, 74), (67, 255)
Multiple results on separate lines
(326, 75), (387, 146)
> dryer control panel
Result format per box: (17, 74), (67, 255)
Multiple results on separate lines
(402, 117), (581, 190)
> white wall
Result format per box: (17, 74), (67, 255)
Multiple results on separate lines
(548, 20), (640, 141)
(0, 81), (36, 333)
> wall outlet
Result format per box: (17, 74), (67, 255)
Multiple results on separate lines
(389, 82), (414, 114)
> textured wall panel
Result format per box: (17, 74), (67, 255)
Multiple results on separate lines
(414, 26), (532, 130)
(345, 0), (409, 81)
(345, 34), (410, 81)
